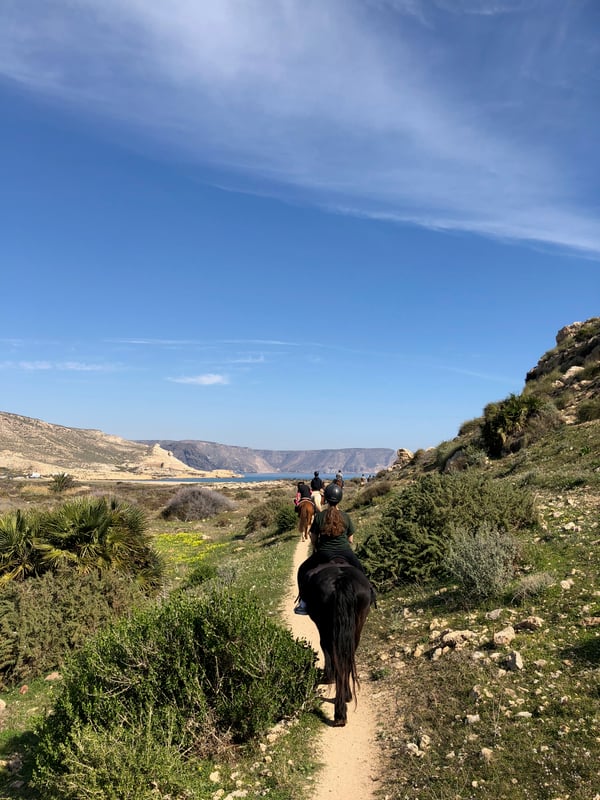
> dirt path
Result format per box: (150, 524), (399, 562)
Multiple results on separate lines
(280, 538), (381, 800)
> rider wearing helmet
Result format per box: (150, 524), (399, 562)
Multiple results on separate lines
(294, 482), (370, 615)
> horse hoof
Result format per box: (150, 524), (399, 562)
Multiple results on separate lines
(333, 718), (346, 727)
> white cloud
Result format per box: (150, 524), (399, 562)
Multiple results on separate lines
(168, 374), (229, 385)
(1, 1), (598, 254)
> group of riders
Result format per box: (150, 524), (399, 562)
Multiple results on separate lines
(293, 471), (375, 615)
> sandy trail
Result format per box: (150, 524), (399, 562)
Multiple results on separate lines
(280, 538), (381, 800)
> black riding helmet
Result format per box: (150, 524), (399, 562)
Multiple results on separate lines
(324, 483), (343, 505)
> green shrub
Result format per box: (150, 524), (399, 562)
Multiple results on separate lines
(245, 496), (291, 534)
(275, 505), (297, 534)
(443, 523), (519, 599)
(33, 721), (210, 800)
(0, 569), (145, 689)
(481, 393), (546, 457)
(161, 487), (236, 521)
(458, 417), (484, 437)
(351, 480), (393, 508)
(39, 497), (164, 592)
(183, 560), (219, 588)
(580, 361), (600, 381)
(34, 590), (319, 789)
(577, 399), (600, 423)
(357, 473), (537, 591)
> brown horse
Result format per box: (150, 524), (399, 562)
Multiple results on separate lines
(297, 498), (315, 542)
(301, 559), (373, 726)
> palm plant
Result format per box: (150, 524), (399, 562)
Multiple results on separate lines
(38, 497), (163, 590)
(49, 472), (76, 493)
(0, 510), (44, 583)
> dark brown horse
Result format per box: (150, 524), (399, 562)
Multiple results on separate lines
(301, 558), (373, 726)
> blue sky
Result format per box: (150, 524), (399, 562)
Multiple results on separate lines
(1, 0), (598, 452)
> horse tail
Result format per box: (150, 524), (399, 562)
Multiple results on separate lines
(331, 572), (360, 725)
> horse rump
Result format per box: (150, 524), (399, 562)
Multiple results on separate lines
(297, 499), (315, 541)
(304, 562), (372, 726)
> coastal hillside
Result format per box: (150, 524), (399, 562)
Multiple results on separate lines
(137, 439), (396, 474)
(0, 412), (219, 480)
(0, 410), (395, 480)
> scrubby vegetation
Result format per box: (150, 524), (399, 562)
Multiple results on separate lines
(32, 591), (318, 798)
(161, 486), (236, 521)
(244, 492), (291, 534)
(350, 479), (393, 508)
(0, 497), (163, 590)
(481, 392), (562, 457)
(443, 522), (519, 599)
(357, 472), (538, 590)
(0, 570), (146, 690)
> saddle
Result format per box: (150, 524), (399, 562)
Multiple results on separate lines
(297, 498), (315, 508)
(305, 555), (378, 608)
(306, 554), (352, 578)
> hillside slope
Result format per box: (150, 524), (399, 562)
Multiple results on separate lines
(0, 412), (227, 480)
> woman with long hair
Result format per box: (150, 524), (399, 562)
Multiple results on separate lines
(294, 482), (369, 614)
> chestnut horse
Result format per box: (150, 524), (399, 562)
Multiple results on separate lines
(297, 499), (315, 542)
(301, 558), (373, 726)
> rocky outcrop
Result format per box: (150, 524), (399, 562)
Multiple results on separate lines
(525, 317), (600, 423)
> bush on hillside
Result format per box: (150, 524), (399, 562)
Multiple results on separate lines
(0, 569), (145, 690)
(357, 472), (538, 591)
(443, 523), (519, 599)
(35, 723), (208, 800)
(351, 480), (393, 508)
(481, 393), (560, 457)
(161, 487), (236, 521)
(511, 571), (555, 604)
(245, 495), (291, 534)
(577, 399), (600, 423)
(275, 504), (298, 534)
(33, 591), (319, 794)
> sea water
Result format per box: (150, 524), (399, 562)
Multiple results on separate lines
(171, 472), (364, 485)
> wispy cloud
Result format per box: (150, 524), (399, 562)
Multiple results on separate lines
(2, 361), (117, 372)
(168, 374), (229, 385)
(1, 1), (598, 253)
(225, 355), (266, 364)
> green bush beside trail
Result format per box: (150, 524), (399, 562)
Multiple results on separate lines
(33, 590), (319, 798)
(357, 472), (538, 590)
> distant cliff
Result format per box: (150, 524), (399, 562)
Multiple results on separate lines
(138, 440), (396, 474)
